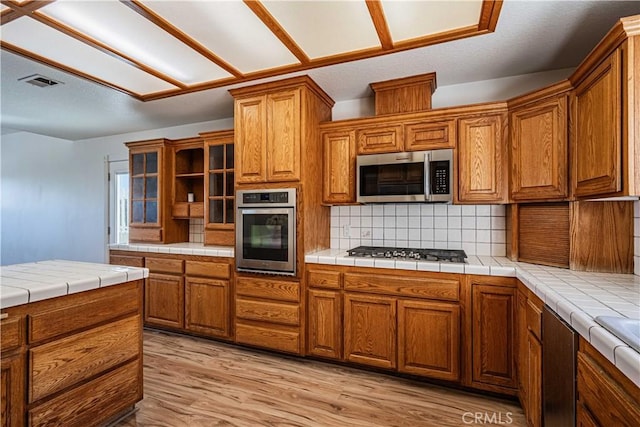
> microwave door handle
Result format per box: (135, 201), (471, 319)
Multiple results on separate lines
(424, 152), (432, 202)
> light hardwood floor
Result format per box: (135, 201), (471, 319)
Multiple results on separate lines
(115, 329), (525, 427)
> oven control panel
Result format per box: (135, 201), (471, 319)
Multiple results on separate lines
(237, 188), (296, 207)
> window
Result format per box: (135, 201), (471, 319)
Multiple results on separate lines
(109, 160), (129, 244)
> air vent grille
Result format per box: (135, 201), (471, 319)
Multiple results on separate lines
(18, 74), (63, 88)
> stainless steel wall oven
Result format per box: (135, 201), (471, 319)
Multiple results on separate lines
(236, 188), (296, 276)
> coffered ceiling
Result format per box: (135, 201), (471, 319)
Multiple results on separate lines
(1, 0), (499, 101)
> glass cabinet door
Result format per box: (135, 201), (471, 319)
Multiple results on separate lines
(206, 141), (234, 226)
(130, 150), (160, 225)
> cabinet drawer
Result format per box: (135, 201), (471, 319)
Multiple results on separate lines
(236, 277), (300, 302)
(172, 203), (190, 218)
(189, 202), (204, 217)
(236, 323), (300, 354)
(344, 273), (460, 301)
(28, 360), (140, 427)
(29, 315), (140, 403)
(236, 298), (300, 326)
(307, 269), (341, 289)
(0, 314), (24, 353)
(185, 260), (230, 279)
(526, 298), (542, 340)
(405, 119), (455, 150)
(129, 227), (162, 242)
(146, 257), (184, 274)
(109, 254), (144, 267)
(28, 281), (140, 344)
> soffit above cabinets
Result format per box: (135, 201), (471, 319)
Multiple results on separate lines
(0, 0), (499, 101)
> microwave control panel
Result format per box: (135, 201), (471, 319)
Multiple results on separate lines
(430, 160), (450, 194)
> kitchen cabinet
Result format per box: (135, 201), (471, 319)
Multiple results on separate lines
(202, 130), (235, 246)
(356, 124), (403, 154)
(344, 293), (397, 369)
(458, 113), (508, 203)
(185, 277), (230, 338)
(235, 276), (303, 354)
(307, 289), (342, 360)
(126, 139), (187, 243)
(1, 314), (25, 427)
(517, 285), (543, 427)
(398, 300), (460, 381)
(145, 272), (184, 329)
(233, 89), (300, 183)
(468, 276), (517, 394)
(171, 138), (205, 219)
(404, 118), (456, 151)
(322, 128), (357, 204)
(509, 82), (570, 202)
(577, 338), (640, 427)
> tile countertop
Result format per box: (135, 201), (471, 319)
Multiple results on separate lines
(305, 249), (640, 388)
(0, 260), (149, 309)
(110, 242), (234, 258)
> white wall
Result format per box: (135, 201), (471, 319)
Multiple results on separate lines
(0, 118), (233, 265)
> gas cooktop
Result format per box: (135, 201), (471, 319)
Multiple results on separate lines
(346, 246), (467, 263)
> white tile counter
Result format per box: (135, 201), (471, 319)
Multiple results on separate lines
(0, 260), (149, 309)
(110, 242), (234, 258)
(306, 249), (640, 387)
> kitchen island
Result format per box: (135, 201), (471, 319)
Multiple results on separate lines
(0, 260), (148, 427)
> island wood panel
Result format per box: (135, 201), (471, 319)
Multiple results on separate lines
(571, 48), (622, 198)
(28, 281), (139, 344)
(307, 289), (342, 360)
(577, 339), (640, 427)
(570, 201), (633, 273)
(266, 89), (301, 182)
(235, 96), (267, 184)
(29, 315), (140, 403)
(235, 323), (301, 354)
(510, 94), (568, 201)
(29, 360), (140, 427)
(404, 119), (456, 150)
(236, 277), (300, 302)
(344, 272), (459, 301)
(517, 203), (570, 268)
(145, 273), (184, 329)
(322, 129), (356, 204)
(458, 114), (507, 203)
(185, 277), (230, 338)
(236, 298), (300, 326)
(397, 300), (460, 381)
(344, 293), (396, 369)
(356, 124), (403, 154)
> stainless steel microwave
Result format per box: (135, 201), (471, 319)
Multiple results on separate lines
(356, 149), (453, 203)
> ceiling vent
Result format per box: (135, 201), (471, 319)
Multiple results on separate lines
(18, 74), (63, 88)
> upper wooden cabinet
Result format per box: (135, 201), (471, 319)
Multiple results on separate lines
(509, 82), (570, 202)
(357, 124), (403, 154)
(457, 112), (508, 204)
(171, 137), (205, 219)
(404, 119), (456, 151)
(569, 17), (640, 199)
(322, 129), (356, 204)
(231, 76), (334, 185)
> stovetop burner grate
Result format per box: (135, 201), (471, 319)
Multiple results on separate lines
(346, 246), (467, 263)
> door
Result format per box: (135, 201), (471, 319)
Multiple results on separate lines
(398, 299), (460, 381)
(308, 289), (342, 359)
(145, 273), (184, 329)
(344, 293), (396, 369)
(108, 159), (129, 250)
(267, 89), (301, 182)
(185, 277), (230, 338)
(322, 129), (356, 204)
(235, 96), (267, 183)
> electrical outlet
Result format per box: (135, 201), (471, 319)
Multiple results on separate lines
(342, 225), (350, 238)
(361, 229), (371, 238)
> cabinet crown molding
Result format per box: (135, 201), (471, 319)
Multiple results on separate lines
(228, 75), (334, 107)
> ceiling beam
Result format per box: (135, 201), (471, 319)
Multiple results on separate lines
(478, 0), (503, 31)
(1, 0), (53, 25)
(365, 1), (393, 50)
(120, 0), (243, 78)
(243, 0), (310, 64)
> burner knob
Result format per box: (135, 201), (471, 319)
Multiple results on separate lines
(399, 251), (406, 257)
(385, 251), (392, 258)
(414, 253), (421, 260)
(392, 250), (399, 257)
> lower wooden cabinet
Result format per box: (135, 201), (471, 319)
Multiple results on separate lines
(517, 285), (543, 426)
(307, 289), (342, 359)
(398, 300), (460, 381)
(344, 293), (397, 369)
(1, 351), (25, 427)
(145, 273), (184, 329)
(470, 278), (517, 394)
(185, 277), (230, 338)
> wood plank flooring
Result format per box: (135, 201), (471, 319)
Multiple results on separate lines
(115, 330), (525, 426)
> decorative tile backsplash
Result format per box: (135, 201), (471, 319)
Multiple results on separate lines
(330, 204), (506, 256)
(189, 218), (204, 243)
(635, 201), (639, 276)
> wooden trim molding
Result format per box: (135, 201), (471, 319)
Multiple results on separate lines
(478, 0), (503, 31)
(365, 1), (393, 50)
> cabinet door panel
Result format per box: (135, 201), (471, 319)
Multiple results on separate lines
(572, 49), (622, 197)
(267, 90), (300, 182)
(357, 125), (403, 154)
(145, 273), (184, 329)
(185, 278), (230, 338)
(511, 96), (568, 201)
(526, 333), (542, 427)
(405, 119), (455, 151)
(398, 300), (460, 381)
(235, 96), (267, 183)
(458, 115), (506, 203)
(308, 289), (342, 360)
(344, 293), (396, 369)
(1, 353), (24, 427)
(471, 284), (516, 389)
(322, 130), (356, 204)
